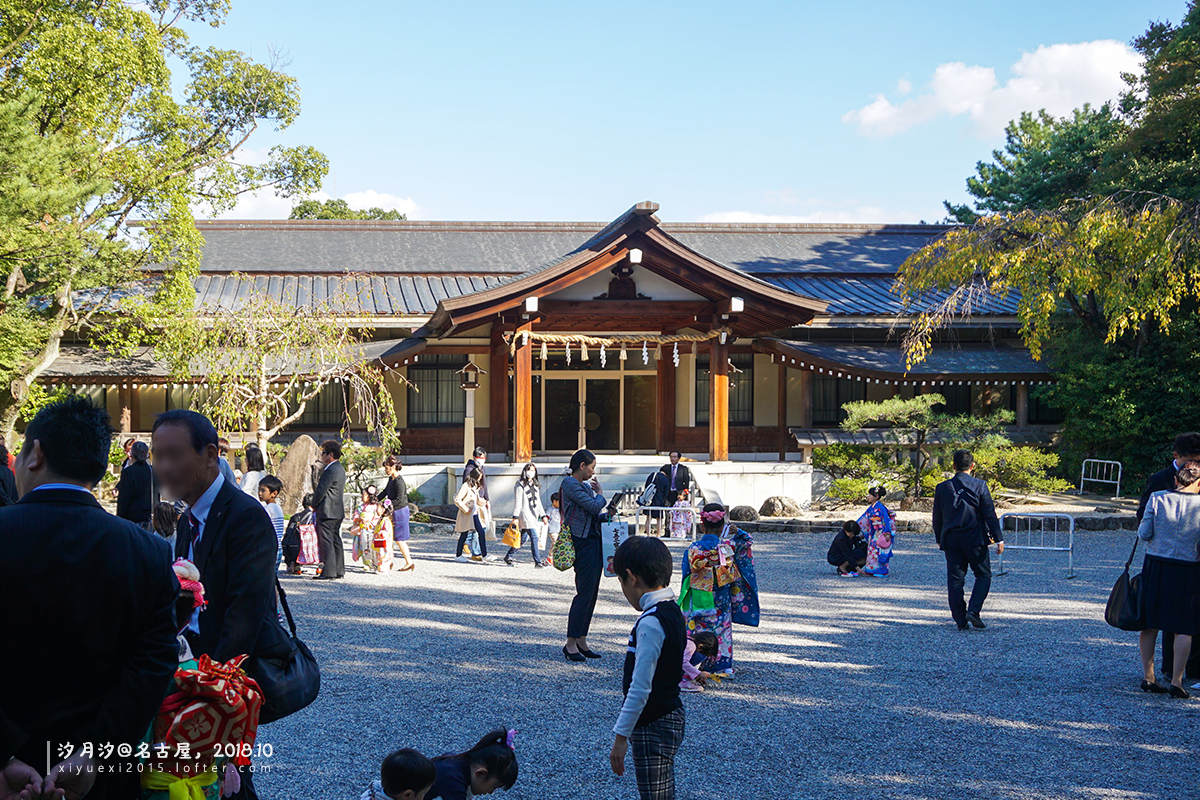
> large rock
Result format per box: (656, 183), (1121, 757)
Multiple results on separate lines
(276, 435), (321, 516)
(729, 505), (759, 523)
(759, 496), (806, 518)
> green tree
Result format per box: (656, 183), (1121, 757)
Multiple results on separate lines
(840, 394), (946, 498)
(290, 198), (407, 220)
(190, 278), (401, 455)
(0, 0), (328, 437)
(942, 105), (1125, 224)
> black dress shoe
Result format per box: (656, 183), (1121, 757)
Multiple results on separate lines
(965, 612), (986, 629)
(956, 622), (970, 631)
(563, 646), (586, 663)
(578, 647), (601, 659)
(1142, 680), (1169, 693)
(1169, 684), (1191, 699)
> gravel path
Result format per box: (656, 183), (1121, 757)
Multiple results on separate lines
(253, 528), (1199, 800)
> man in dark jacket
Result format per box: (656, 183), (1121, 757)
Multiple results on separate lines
(662, 451), (691, 506)
(933, 449), (1004, 631)
(152, 409), (290, 800)
(313, 438), (347, 579)
(0, 395), (178, 800)
(1138, 431), (1200, 679)
(464, 445), (489, 501)
(116, 439), (155, 525)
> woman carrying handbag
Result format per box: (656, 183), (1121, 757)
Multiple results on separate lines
(1135, 463), (1200, 698)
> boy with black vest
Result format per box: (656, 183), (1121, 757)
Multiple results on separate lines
(610, 535), (687, 800)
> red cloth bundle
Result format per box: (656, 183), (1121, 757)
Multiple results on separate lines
(149, 655), (263, 774)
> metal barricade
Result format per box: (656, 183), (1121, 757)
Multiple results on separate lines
(1079, 459), (1123, 498)
(996, 513), (1075, 579)
(635, 505), (700, 541)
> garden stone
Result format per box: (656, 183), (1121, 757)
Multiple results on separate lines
(729, 505), (759, 522)
(759, 495), (806, 517)
(276, 434), (320, 516)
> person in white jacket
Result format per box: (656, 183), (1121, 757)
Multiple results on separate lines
(507, 462), (550, 567)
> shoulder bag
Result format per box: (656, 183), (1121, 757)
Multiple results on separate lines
(248, 579), (321, 724)
(1104, 535), (1145, 631)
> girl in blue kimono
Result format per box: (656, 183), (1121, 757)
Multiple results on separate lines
(679, 504), (760, 676)
(858, 486), (896, 577)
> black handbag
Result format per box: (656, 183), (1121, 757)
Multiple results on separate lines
(1105, 536), (1145, 631)
(249, 579), (321, 724)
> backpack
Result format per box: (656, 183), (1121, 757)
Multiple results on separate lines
(637, 473), (658, 507)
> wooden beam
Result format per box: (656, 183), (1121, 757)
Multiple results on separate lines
(709, 337), (729, 461)
(538, 300), (713, 318)
(513, 321), (533, 462)
(656, 332), (677, 454)
(489, 327), (509, 456)
(777, 362), (787, 460)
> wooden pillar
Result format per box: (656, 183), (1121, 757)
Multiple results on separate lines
(490, 326), (510, 457)
(130, 387), (141, 433)
(709, 338), (729, 461)
(1016, 383), (1029, 427)
(118, 385), (132, 434)
(656, 336), (677, 454)
(777, 362), (788, 460)
(798, 369), (813, 428)
(513, 322), (533, 462)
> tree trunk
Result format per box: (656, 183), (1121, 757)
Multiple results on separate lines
(0, 309), (67, 440)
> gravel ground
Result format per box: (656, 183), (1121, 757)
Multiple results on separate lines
(253, 528), (1199, 800)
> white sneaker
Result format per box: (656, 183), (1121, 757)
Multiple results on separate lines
(455, 555), (470, 563)
(680, 680), (703, 693)
(483, 555), (502, 562)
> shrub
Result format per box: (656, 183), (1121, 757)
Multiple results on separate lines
(408, 488), (426, 505)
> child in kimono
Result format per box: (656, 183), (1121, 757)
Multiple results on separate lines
(858, 485), (896, 577)
(679, 504), (760, 677)
(680, 631), (720, 692)
(827, 520), (867, 576)
(669, 488), (693, 539)
(360, 748), (437, 800)
(353, 486), (395, 573)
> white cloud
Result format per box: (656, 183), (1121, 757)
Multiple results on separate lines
(896, 78), (912, 95)
(844, 40), (1142, 139)
(339, 189), (422, 218)
(699, 208), (896, 224)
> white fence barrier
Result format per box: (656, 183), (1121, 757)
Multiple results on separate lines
(996, 512), (1076, 579)
(1079, 458), (1123, 498)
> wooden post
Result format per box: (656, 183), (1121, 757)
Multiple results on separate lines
(118, 385), (132, 434)
(656, 334), (677, 455)
(490, 327), (509, 457)
(1016, 383), (1029, 427)
(709, 337), (729, 461)
(777, 362), (787, 460)
(130, 387), (141, 433)
(513, 321), (533, 462)
(798, 369), (813, 428)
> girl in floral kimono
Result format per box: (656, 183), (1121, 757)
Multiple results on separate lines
(858, 485), (896, 577)
(669, 488), (694, 539)
(679, 503), (760, 676)
(353, 486), (395, 573)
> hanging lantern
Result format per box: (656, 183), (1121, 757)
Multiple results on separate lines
(620, 343), (628, 361)
(600, 343), (607, 367)
(672, 342), (680, 367)
(581, 341), (589, 361)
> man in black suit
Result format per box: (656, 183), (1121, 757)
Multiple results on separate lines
(116, 439), (156, 526)
(314, 438), (347, 579)
(1138, 431), (1200, 680)
(933, 449), (1005, 631)
(0, 395), (178, 800)
(662, 451), (691, 506)
(152, 409), (290, 800)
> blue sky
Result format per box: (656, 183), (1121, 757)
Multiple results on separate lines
(191, 1), (1184, 224)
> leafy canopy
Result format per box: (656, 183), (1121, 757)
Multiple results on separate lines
(290, 199), (407, 221)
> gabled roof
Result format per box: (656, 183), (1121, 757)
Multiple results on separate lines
(421, 202), (828, 337)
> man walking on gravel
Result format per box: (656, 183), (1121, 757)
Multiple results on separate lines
(933, 449), (1004, 631)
